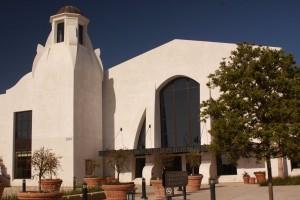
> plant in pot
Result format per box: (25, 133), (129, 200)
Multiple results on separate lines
(242, 171), (250, 184)
(186, 151), (203, 192)
(102, 149), (134, 200)
(83, 159), (103, 188)
(17, 147), (63, 200)
(254, 171), (266, 184)
(40, 150), (62, 192)
(150, 153), (173, 200)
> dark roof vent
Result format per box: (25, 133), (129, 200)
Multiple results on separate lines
(56, 5), (82, 15)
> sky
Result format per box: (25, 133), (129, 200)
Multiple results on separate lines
(0, 0), (299, 93)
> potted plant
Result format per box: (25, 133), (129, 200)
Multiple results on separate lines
(242, 171), (250, 184)
(150, 153), (173, 200)
(254, 171), (266, 184)
(40, 151), (62, 192)
(186, 151), (203, 192)
(101, 149), (134, 200)
(17, 147), (63, 200)
(0, 157), (5, 199)
(83, 159), (104, 188)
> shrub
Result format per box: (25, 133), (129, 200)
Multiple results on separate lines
(259, 176), (300, 186)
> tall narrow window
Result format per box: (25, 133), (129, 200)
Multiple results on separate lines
(14, 111), (32, 179)
(78, 25), (84, 45)
(57, 22), (64, 43)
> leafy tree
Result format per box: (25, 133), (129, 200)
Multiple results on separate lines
(31, 147), (61, 192)
(201, 43), (300, 200)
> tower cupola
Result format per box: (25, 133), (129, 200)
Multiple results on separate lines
(48, 5), (89, 47)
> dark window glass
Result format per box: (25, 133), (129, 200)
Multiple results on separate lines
(135, 158), (145, 178)
(291, 160), (300, 169)
(14, 111), (32, 179)
(57, 22), (64, 43)
(137, 119), (146, 149)
(160, 77), (200, 148)
(78, 25), (83, 45)
(164, 156), (182, 171)
(216, 154), (237, 175)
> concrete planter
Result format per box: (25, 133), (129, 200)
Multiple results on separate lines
(102, 182), (134, 200)
(83, 177), (104, 189)
(254, 172), (266, 184)
(17, 191), (63, 200)
(150, 179), (165, 200)
(187, 174), (203, 192)
(41, 179), (63, 192)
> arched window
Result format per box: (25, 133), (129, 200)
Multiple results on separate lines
(160, 77), (200, 148)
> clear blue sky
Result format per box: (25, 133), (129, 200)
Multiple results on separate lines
(0, 0), (299, 93)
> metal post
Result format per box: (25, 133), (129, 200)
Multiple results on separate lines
(73, 176), (76, 190)
(141, 178), (148, 199)
(82, 182), (88, 200)
(22, 179), (26, 192)
(209, 178), (216, 200)
(183, 186), (187, 200)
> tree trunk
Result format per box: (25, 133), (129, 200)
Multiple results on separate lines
(266, 157), (274, 200)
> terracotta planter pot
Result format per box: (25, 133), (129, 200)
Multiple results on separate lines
(83, 177), (104, 188)
(254, 172), (266, 184)
(0, 182), (4, 199)
(243, 176), (250, 184)
(104, 177), (116, 184)
(249, 177), (256, 184)
(41, 179), (63, 192)
(17, 191), (62, 200)
(187, 174), (203, 192)
(102, 182), (135, 200)
(150, 179), (165, 200)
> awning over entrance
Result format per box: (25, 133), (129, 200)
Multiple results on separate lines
(98, 145), (208, 156)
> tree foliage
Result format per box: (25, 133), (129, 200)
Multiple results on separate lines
(201, 43), (300, 163)
(106, 149), (130, 182)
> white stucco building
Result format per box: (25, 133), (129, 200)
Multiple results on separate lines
(0, 6), (299, 187)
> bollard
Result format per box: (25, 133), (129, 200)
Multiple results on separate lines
(209, 178), (216, 200)
(73, 176), (76, 190)
(22, 179), (26, 192)
(183, 186), (187, 200)
(82, 182), (88, 200)
(141, 178), (148, 199)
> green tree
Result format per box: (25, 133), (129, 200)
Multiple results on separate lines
(201, 43), (300, 200)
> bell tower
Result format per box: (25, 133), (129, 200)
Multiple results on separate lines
(31, 6), (103, 186)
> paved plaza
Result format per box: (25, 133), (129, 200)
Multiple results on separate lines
(134, 183), (300, 200)
(3, 182), (300, 200)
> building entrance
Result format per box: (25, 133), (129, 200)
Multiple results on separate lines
(164, 156), (182, 171)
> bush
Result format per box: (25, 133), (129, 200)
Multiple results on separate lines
(260, 176), (300, 186)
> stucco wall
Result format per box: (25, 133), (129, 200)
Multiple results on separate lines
(103, 39), (236, 181)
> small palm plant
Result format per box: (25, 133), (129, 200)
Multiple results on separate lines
(186, 151), (201, 176)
